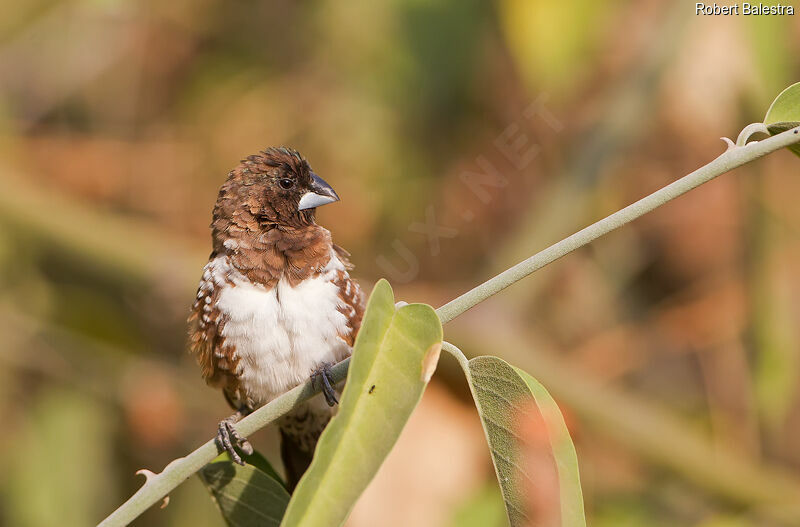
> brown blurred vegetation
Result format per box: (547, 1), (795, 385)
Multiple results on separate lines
(0, 1), (799, 526)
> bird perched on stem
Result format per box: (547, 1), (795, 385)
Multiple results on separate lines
(188, 147), (365, 490)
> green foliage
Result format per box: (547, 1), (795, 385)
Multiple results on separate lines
(764, 81), (800, 157)
(751, 82), (800, 430)
(5, 389), (115, 527)
(197, 283), (585, 527)
(461, 356), (585, 527)
(237, 451), (287, 489)
(99, 81), (800, 527)
(752, 246), (800, 431)
(199, 455), (290, 527)
(497, 0), (617, 95)
(745, 13), (794, 99)
(280, 279), (443, 527)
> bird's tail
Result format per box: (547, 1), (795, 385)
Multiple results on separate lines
(278, 401), (331, 492)
(280, 428), (316, 492)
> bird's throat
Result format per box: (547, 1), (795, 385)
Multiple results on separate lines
(223, 223), (333, 288)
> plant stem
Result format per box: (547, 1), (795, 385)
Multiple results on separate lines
(97, 125), (800, 526)
(442, 341), (469, 371)
(97, 360), (350, 527)
(435, 126), (800, 323)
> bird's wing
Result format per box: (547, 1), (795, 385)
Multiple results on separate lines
(332, 243), (354, 270)
(188, 257), (241, 395)
(333, 268), (366, 347)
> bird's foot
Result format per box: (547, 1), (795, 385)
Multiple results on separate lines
(311, 363), (339, 407)
(216, 412), (253, 466)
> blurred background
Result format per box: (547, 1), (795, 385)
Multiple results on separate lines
(1, 0), (799, 526)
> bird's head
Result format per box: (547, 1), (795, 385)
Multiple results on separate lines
(212, 147), (339, 237)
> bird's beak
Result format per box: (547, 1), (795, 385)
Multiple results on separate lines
(298, 173), (340, 211)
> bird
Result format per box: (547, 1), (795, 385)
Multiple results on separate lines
(188, 147), (365, 491)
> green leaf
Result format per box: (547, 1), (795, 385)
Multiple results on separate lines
(198, 459), (291, 527)
(212, 450), (287, 490)
(463, 356), (585, 527)
(280, 279), (443, 527)
(764, 81), (800, 158)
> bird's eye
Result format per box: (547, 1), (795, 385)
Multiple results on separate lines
(278, 178), (295, 190)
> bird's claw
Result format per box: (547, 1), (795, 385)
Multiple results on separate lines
(216, 418), (253, 465)
(312, 363), (339, 407)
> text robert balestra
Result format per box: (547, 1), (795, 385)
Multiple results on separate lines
(696, 3), (795, 15)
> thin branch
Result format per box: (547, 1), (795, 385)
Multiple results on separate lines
(435, 126), (800, 323)
(736, 122), (771, 146)
(97, 359), (349, 527)
(97, 125), (800, 526)
(442, 341), (469, 371)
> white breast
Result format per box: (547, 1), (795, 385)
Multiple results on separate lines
(213, 252), (352, 406)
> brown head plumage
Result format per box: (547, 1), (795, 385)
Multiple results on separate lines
(211, 147), (338, 244)
(207, 147), (341, 287)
